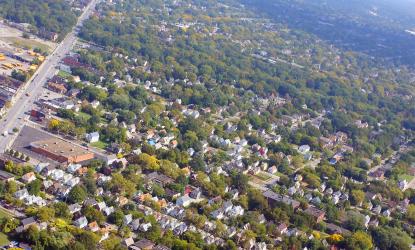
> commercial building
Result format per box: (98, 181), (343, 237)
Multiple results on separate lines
(30, 138), (94, 164)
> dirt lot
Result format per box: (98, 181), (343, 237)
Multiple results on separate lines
(0, 21), (57, 77)
(0, 21), (56, 52)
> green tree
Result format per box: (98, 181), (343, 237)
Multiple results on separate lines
(83, 206), (106, 225)
(37, 206), (55, 222)
(347, 231), (373, 250)
(351, 190), (365, 206)
(27, 179), (42, 195)
(372, 226), (413, 250)
(53, 202), (72, 220)
(68, 185), (87, 203)
(406, 204), (415, 223)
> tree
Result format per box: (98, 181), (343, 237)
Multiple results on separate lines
(406, 204), (415, 223)
(109, 210), (124, 227)
(345, 211), (365, 231)
(0, 218), (19, 233)
(27, 179), (42, 195)
(26, 225), (40, 243)
(241, 230), (256, 249)
(231, 171), (249, 194)
(53, 202), (72, 220)
(247, 189), (268, 211)
(78, 231), (99, 250)
(83, 206), (106, 225)
(37, 206), (55, 222)
(152, 184), (165, 197)
(351, 190), (365, 206)
(327, 234), (344, 245)
(133, 153), (159, 171)
(108, 173), (136, 197)
(68, 185), (87, 203)
(347, 231), (373, 250)
(101, 236), (126, 250)
(372, 226), (412, 250)
(48, 119), (61, 131)
(11, 70), (28, 82)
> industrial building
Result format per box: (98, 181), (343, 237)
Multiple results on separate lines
(30, 138), (94, 164)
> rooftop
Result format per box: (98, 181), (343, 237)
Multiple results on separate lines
(30, 138), (92, 159)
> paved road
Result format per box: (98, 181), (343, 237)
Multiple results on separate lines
(0, 0), (99, 153)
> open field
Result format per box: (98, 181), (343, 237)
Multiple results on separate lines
(399, 174), (414, 182)
(1, 37), (51, 52)
(0, 208), (12, 246)
(0, 21), (56, 52)
(90, 140), (108, 150)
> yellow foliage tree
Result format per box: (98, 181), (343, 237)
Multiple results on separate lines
(327, 233), (344, 244)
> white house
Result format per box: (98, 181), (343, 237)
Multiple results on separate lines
(139, 222), (152, 232)
(50, 169), (64, 181)
(35, 163), (49, 173)
(68, 204), (82, 214)
(176, 195), (194, 207)
(298, 145), (311, 154)
(15, 189), (29, 200)
(74, 216), (88, 228)
(210, 209), (224, 220)
(130, 219), (141, 231)
(85, 132), (100, 143)
(228, 205), (244, 217)
(103, 206), (115, 216)
(123, 214), (133, 225)
(67, 164), (81, 173)
(398, 180), (408, 190)
(65, 177), (80, 187)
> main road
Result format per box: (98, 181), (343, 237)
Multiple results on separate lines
(0, 0), (100, 152)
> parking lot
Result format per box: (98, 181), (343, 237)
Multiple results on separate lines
(11, 125), (57, 165)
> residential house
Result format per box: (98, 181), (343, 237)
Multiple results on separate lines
(130, 219), (141, 231)
(66, 163), (82, 174)
(15, 189), (29, 200)
(85, 132), (100, 143)
(123, 214), (133, 225)
(20, 217), (36, 230)
(304, 206), (325, 223)
(21, 172), (36, 183)
(74, 216), (88, 228)
(146, 172), (174, 187)
(131, 239), (155, 250)
(263, 190), (300, 210)
(68, 204), (82, 214)
(277, 223), (288, 235)
(88, 221), (99, 232)
(122, 237), (134, 248)
(139, 222), (152, 232)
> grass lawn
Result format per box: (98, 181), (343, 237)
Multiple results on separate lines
(0, 232), (9, 246)
(255, 172), (272, 181)
(0, 208), (12, 246)
(0, 208), (12, 219)
(90, 140), (108, 150)
(399, 174), (414, 182)
(57, 70), (72, 78)
(3, 37), (51, 52)
(76, 112), (91, 120)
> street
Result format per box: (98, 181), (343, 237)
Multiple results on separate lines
(0, 0), (100, 153)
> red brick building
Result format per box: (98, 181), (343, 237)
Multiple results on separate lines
(30, 138), (94, 164)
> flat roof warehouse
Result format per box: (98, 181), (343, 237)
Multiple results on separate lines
(30, 138), (94, 164)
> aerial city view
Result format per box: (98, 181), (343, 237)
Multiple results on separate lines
(0, 0), (414, 249)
